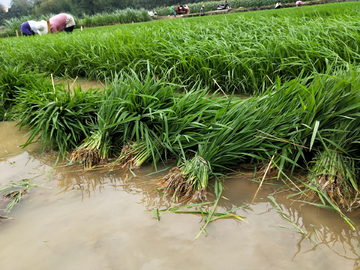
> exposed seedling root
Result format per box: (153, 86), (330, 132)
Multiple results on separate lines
(114, 141), (156, 171)
(308, 151), (359, 210)
(70, 148), (103, 168)
(121, 143), (139, 170)
(160, 164), (208, 203)
(114, 142), (138, 170)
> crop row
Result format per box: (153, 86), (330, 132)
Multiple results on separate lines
(1, 2), (360, 94)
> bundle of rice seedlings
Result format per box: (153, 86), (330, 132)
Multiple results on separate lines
(309, 151), (358, 209)
(114, 140), (162, 170)
(0, 65), (53, 121)
(16, 84), (99, 156)
(160, 95), (271, 201)
(69, 100), (134, 167)
(70, 130), (103, 168)
(71, 71), (178, 168)
(161, 156), (211, 202)
(160, 68), (360, 210)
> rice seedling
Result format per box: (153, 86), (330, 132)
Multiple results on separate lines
(156, 180), (247, 239)
(0, 179), (39, 214)
(16, 82), (100, 156)
(310, 151), (358, 208)
(70, 71), (177, 167)
(78, 8), (151, 27)
(0, 65), (54, 121)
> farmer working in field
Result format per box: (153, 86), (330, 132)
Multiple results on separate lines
(170, 5), (176, 18)
(200, 5), (205, 16)
(49, 13), (76, 33)
(296, 1), (303, 6)
(20, 20), (49, 36)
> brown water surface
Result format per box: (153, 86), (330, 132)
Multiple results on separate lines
(1, 122), (360, 270)
(56, 78), (105, 92)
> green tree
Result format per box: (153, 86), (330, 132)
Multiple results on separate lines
(8, 0), (33, 17)
(33, 0), (79, 16)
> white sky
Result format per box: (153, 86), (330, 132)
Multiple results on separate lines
(0, 0), (11, 8)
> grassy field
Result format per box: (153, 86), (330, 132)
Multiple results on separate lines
(1, 1), (360, 225)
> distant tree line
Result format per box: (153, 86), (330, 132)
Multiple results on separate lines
(0, 0), (205, 25)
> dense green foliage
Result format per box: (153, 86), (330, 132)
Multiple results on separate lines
(1, 2), (360, 222)
(0, 65), (54, 121)
(1, 8), (151, 37)
(1, 2), (360, 94)
(79, 8), (151, 27)
(2, 62), (360, 220)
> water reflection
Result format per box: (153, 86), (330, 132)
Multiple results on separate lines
(283, 200), (360, 266)
(53, 164), (360, 268)
(55, 164), (174, 210)
(265, 188), (360, 267)
(3, 122), (360, 269)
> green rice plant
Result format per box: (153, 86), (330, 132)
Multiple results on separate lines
(77, 8), (151, 27)
(0, 178), (40, 214)
(160, 93), (275, 199)
(16, 83), (100, 156)
(0, 65), (54, 121)
(71, 70), (178, 167)
(309, 151), (358, 207)
(159, 67), (360, 218)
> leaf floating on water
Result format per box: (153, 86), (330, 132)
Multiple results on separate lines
(153, 209), (160, 221)
(155, 188), (165, 194)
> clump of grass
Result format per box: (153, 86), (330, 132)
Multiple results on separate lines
(309, 151), (358, 209)
(70, 71), (176, 167)
(16, 83), (100, 156)
(78, 8), (151, 27)
(0, 65), (53, 121)
(115, 141), (162, 170)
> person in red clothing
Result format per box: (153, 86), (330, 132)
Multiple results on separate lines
(49, 13), (76, 33)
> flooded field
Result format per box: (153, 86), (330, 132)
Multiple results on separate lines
(1, 121), (360, 270)
(56, 78), (105, 92)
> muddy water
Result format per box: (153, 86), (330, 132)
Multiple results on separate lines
(1, 122), (360, 270)
(56, 78), (250, 100)
(56, 78), (105, 92)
